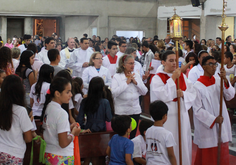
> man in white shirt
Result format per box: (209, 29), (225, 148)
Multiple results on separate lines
(18, 34), (31, 54)
(102, 41), (118, 77)
(59, 38), (75, 69)
(216, 37), (222, 49)
(67, 38), (93, 77)
(188, 50), (209, 84)
(142, 41), (154, 72)
(38, 37), (55, 64)
(116, 40), (127, 60)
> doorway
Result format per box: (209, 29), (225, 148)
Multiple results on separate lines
(33, 18), (60, 37)
(7, 18), (24, 39)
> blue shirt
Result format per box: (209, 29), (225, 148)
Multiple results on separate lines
(77, 98), (112, 132)
(109, 134), (134, 165)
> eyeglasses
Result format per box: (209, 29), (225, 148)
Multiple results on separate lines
(126, 62), (135, 65)
(204, 63), (218, 67)
(94, 58), (103, 60)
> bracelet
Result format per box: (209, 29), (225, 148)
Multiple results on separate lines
(68, 134), (74, 142)
(80, 129), (83, 133)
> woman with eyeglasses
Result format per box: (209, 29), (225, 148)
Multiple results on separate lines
(111, 54), (148, 139)
(82, 52), (112, 94)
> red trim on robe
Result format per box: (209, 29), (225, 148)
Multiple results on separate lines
(157, 72), (186, 102)
(197, 76), (216, 87)
(198, 75), (229, 89)
(107, 54), (118, 64)
(210, 119), (216, 129)
(194, 142), (229, 165)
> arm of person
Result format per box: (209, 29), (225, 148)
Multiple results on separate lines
(58, 132), (74, 148)
(125, 154), (134, 165)
(20, 107), (34, 143)
(192, 86), (219, 128)
(132, 139), (146, 164)
(67, 51), (83, 72)
(150, 75), (177, 103)
(111, 75), (129, 98)
(30, 98), (34, 108)
(58, 123), (81, 148)
(181, 74), (197, 111)
(106, 146), (111, 157)
(133, 157), (146, 165)
(23, 130), (33, 143)
(105, 70), (112, 87)
(218, 68), (235, 100)
(180, 61), (191, 73)
(133, 74), (148, 95)
(28, 72), (37, 87)
(167, 147), (177, 165)
(68, 109), (76, 124)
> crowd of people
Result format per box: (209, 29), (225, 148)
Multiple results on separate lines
(0, 32), (236, 165)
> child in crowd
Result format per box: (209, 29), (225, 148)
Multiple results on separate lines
(48, 49), (63, 76)
(181, 52), (198, 77)
(224, 51), (236, 85)
(77, 77), (112, 133)
(146, 101), (177, 165)
(132, 119), (154, 165)
(41, 77), (81, 164)
(106, 115), (134, 165)
(72, 77), (84, 116)
(0, 75), (33, 164)
(55, 70), (76, 124)
(16, 50), (38, 106)
(27, 43), (43, 72)
(11, 47), (21, 70)
(30, 64), (54, 119)
(149, 50), (161, 83)
(0, 69), (6, 91)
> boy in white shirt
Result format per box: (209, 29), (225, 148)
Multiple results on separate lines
(146, 101), (177, 165)
(132, 119), (154, 165)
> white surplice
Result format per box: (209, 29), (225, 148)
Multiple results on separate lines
(67, 48), (93, 77)
(193, 76), (234, 149)
(37, 49), (50, 65)
(150, 70), (197, 165)
(102, 55), (119, 78)
(82, 66), (112, 93)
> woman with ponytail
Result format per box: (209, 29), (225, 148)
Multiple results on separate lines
(41, 77), (81, 164)
(30, 64), (54, 118)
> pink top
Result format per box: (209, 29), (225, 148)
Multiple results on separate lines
(4, 43), (14, 49)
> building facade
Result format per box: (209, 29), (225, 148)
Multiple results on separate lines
(0, 0), (158, 42)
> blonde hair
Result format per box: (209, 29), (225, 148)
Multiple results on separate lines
(11, 47), (21, 59)
(89, 52), (102, 66)
(117, 54), (134, 73)
(157, 40), (165, 49)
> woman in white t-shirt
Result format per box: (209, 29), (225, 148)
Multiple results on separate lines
(55, 70), (76, 124)
(41, 77), (81, 164)
(15, 50), (38, 106)
(30, 64), (54, 119)
(0, 75), (33, 164)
